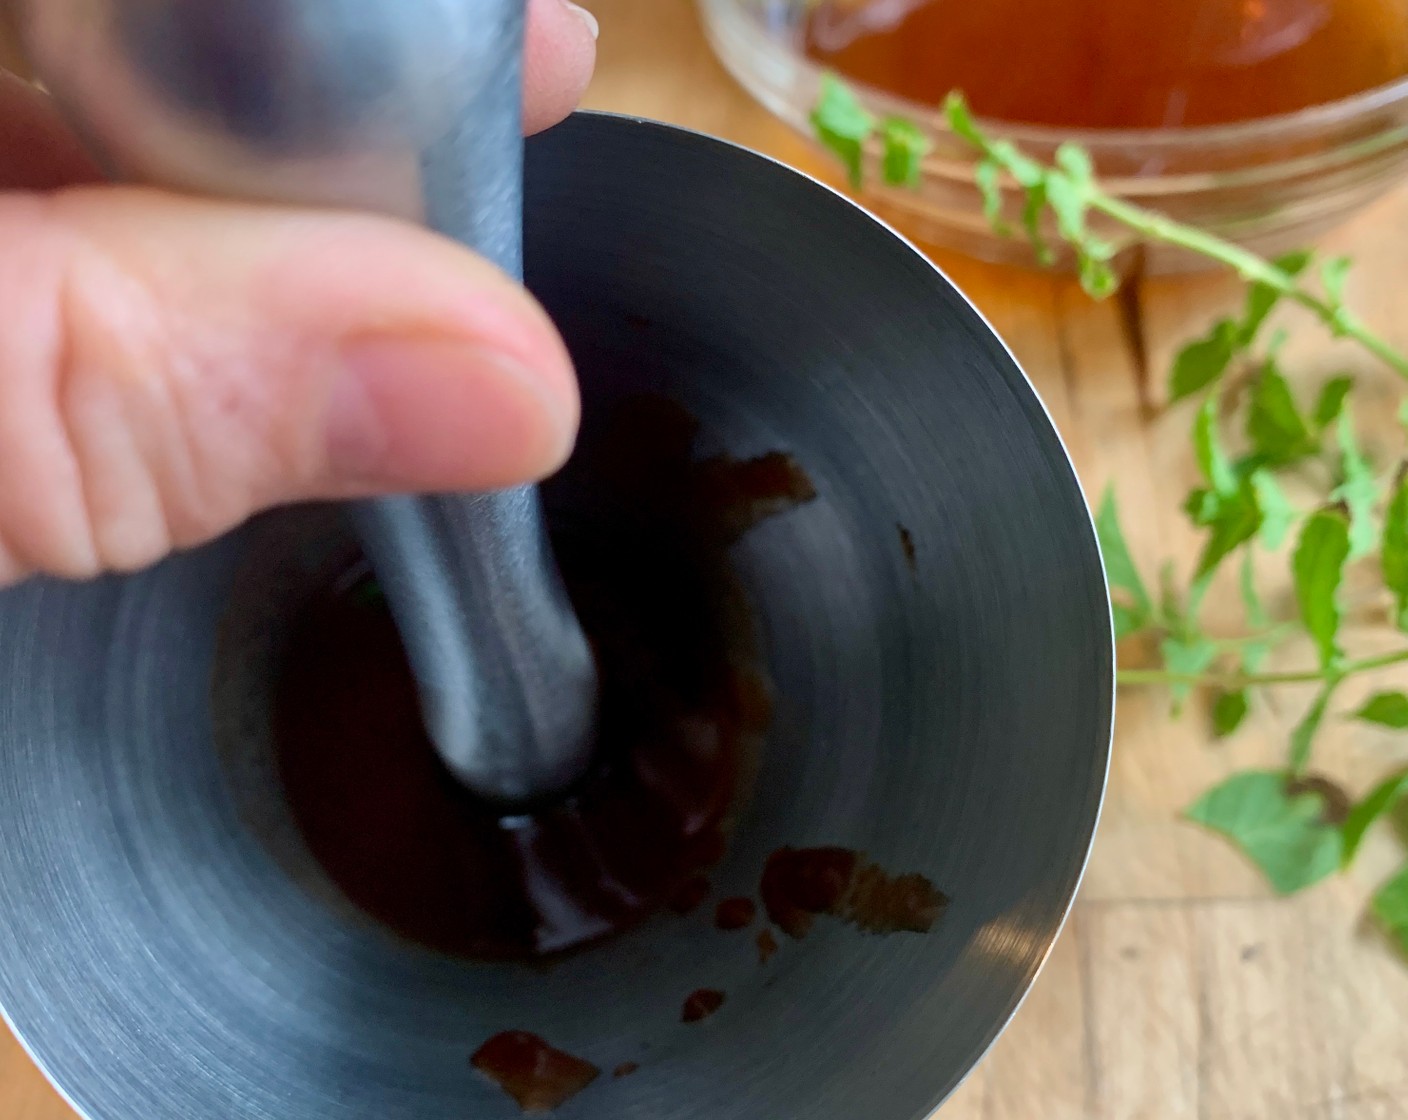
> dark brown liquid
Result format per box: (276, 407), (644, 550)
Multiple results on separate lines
(804, 0), (1408, 128)
(272, 395), (813, 960)
(470, 1032), (599, 1113)
(681, 989), (727, 1023)
(897, 524), (917, 574)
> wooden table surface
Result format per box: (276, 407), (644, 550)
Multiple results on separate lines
(6, 3), (1408, 1117)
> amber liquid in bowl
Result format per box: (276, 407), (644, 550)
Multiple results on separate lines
(804, 0), (1408, 128)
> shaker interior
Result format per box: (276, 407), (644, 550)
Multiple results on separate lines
(0, 114), (1111, 1120)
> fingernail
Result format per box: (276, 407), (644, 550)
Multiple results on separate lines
(328, 335), (575, 491)
(562, 0), (599, 39)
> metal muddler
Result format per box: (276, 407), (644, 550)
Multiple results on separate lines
(9, 0), (599, 804)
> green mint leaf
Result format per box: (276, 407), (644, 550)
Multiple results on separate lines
(1169, 319), (1239, 403)
(1331, 408), (1379, 561)
(1250, 470), (1296, 550)
(1186, 771), (1342, 895)
(1194, 398), (1237, 496)
(1213, 689), (1250, 737)
(1021, 181), (1053, 265)
(1096, 487), (1152, 631)
(1312, 376), (1353, 430)
(1246, 362), (1315, 464)
(944, 91), (984, 147)
(1054, 143), (1095, 185)
(1079, 253), (1119, 300)
(1290, 681), (1337, 772)
(1400, 399), (1408, 435)
(1183, 486), (1217, 526)
(881, 116), (931, 188)
(811, 74), (876, 188)
(1239, 549), (1268, 627)
(1240, 250), (1313, 345)
(1186, 426), (1270, 580)
(1372, 863), (1408, 959)
(1044, 170), (1086, 243)
(1111, 603), (1146, 639)
(1382, 471), (1408, 631)
(988, 138), (1044, 189)
(1277, 248), (1316, 272)
(1187, 568), (1213, 624)
(1321, 255), (1352, 304)
(1160, 635), (1217, 715)
(975, 158), (1009, 235)
(1159, 560), (1185, 630)
(1342, 771), (1408, 868)
(1082, 232), (1117, 262)
(1292, 508), (1350, 670)
(1195, 484), (1262, 580)
(1354, 691), (1408, 729)
(1241, 291), (1278, 347)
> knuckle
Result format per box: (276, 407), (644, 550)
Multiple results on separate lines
(53, 217), (184, 571)
(0, 194), (101, 579)
(0, 190), (312, 582)
(0, 195), (181, 577)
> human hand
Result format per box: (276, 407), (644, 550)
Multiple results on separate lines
(0, 0), (597, 585)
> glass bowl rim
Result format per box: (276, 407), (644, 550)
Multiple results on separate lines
(869, 75), (1408, 152)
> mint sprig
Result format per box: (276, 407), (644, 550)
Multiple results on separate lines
(811, 78), (1408, 378)
(813, 75), (1408, 961)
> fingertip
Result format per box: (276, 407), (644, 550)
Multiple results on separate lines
(327, 335), (579, 495)
(524, 0), (599, 135)
(561, 2), (600, 41)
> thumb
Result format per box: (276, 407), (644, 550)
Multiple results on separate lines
(0, 186), (579, 584)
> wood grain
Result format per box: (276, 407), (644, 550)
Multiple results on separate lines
(5, 1), (1408, 1116)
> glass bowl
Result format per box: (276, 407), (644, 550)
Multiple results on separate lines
(699, 0), (1408, 272)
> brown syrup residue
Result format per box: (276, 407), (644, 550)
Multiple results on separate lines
(845, 863), (949, 935)
(898, 524), (917, 573)
(761, 847), (948, 940)
(760, 847), (859, 939)
(613, 1062), (640, 1080)
(715, 897), (757, 931)
(272, 395), (814, 959)
(470, 1032), (599, 1114)
(756, 928), (779, 965)
(682, 989), (726, 1024)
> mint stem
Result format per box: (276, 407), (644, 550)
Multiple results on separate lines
(1116, 647), (1408, 689)
(1087, 195), (1408, 379)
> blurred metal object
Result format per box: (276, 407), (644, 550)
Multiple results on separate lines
(0, 113), (1112, 1120)
(8, 0), (599, 804)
